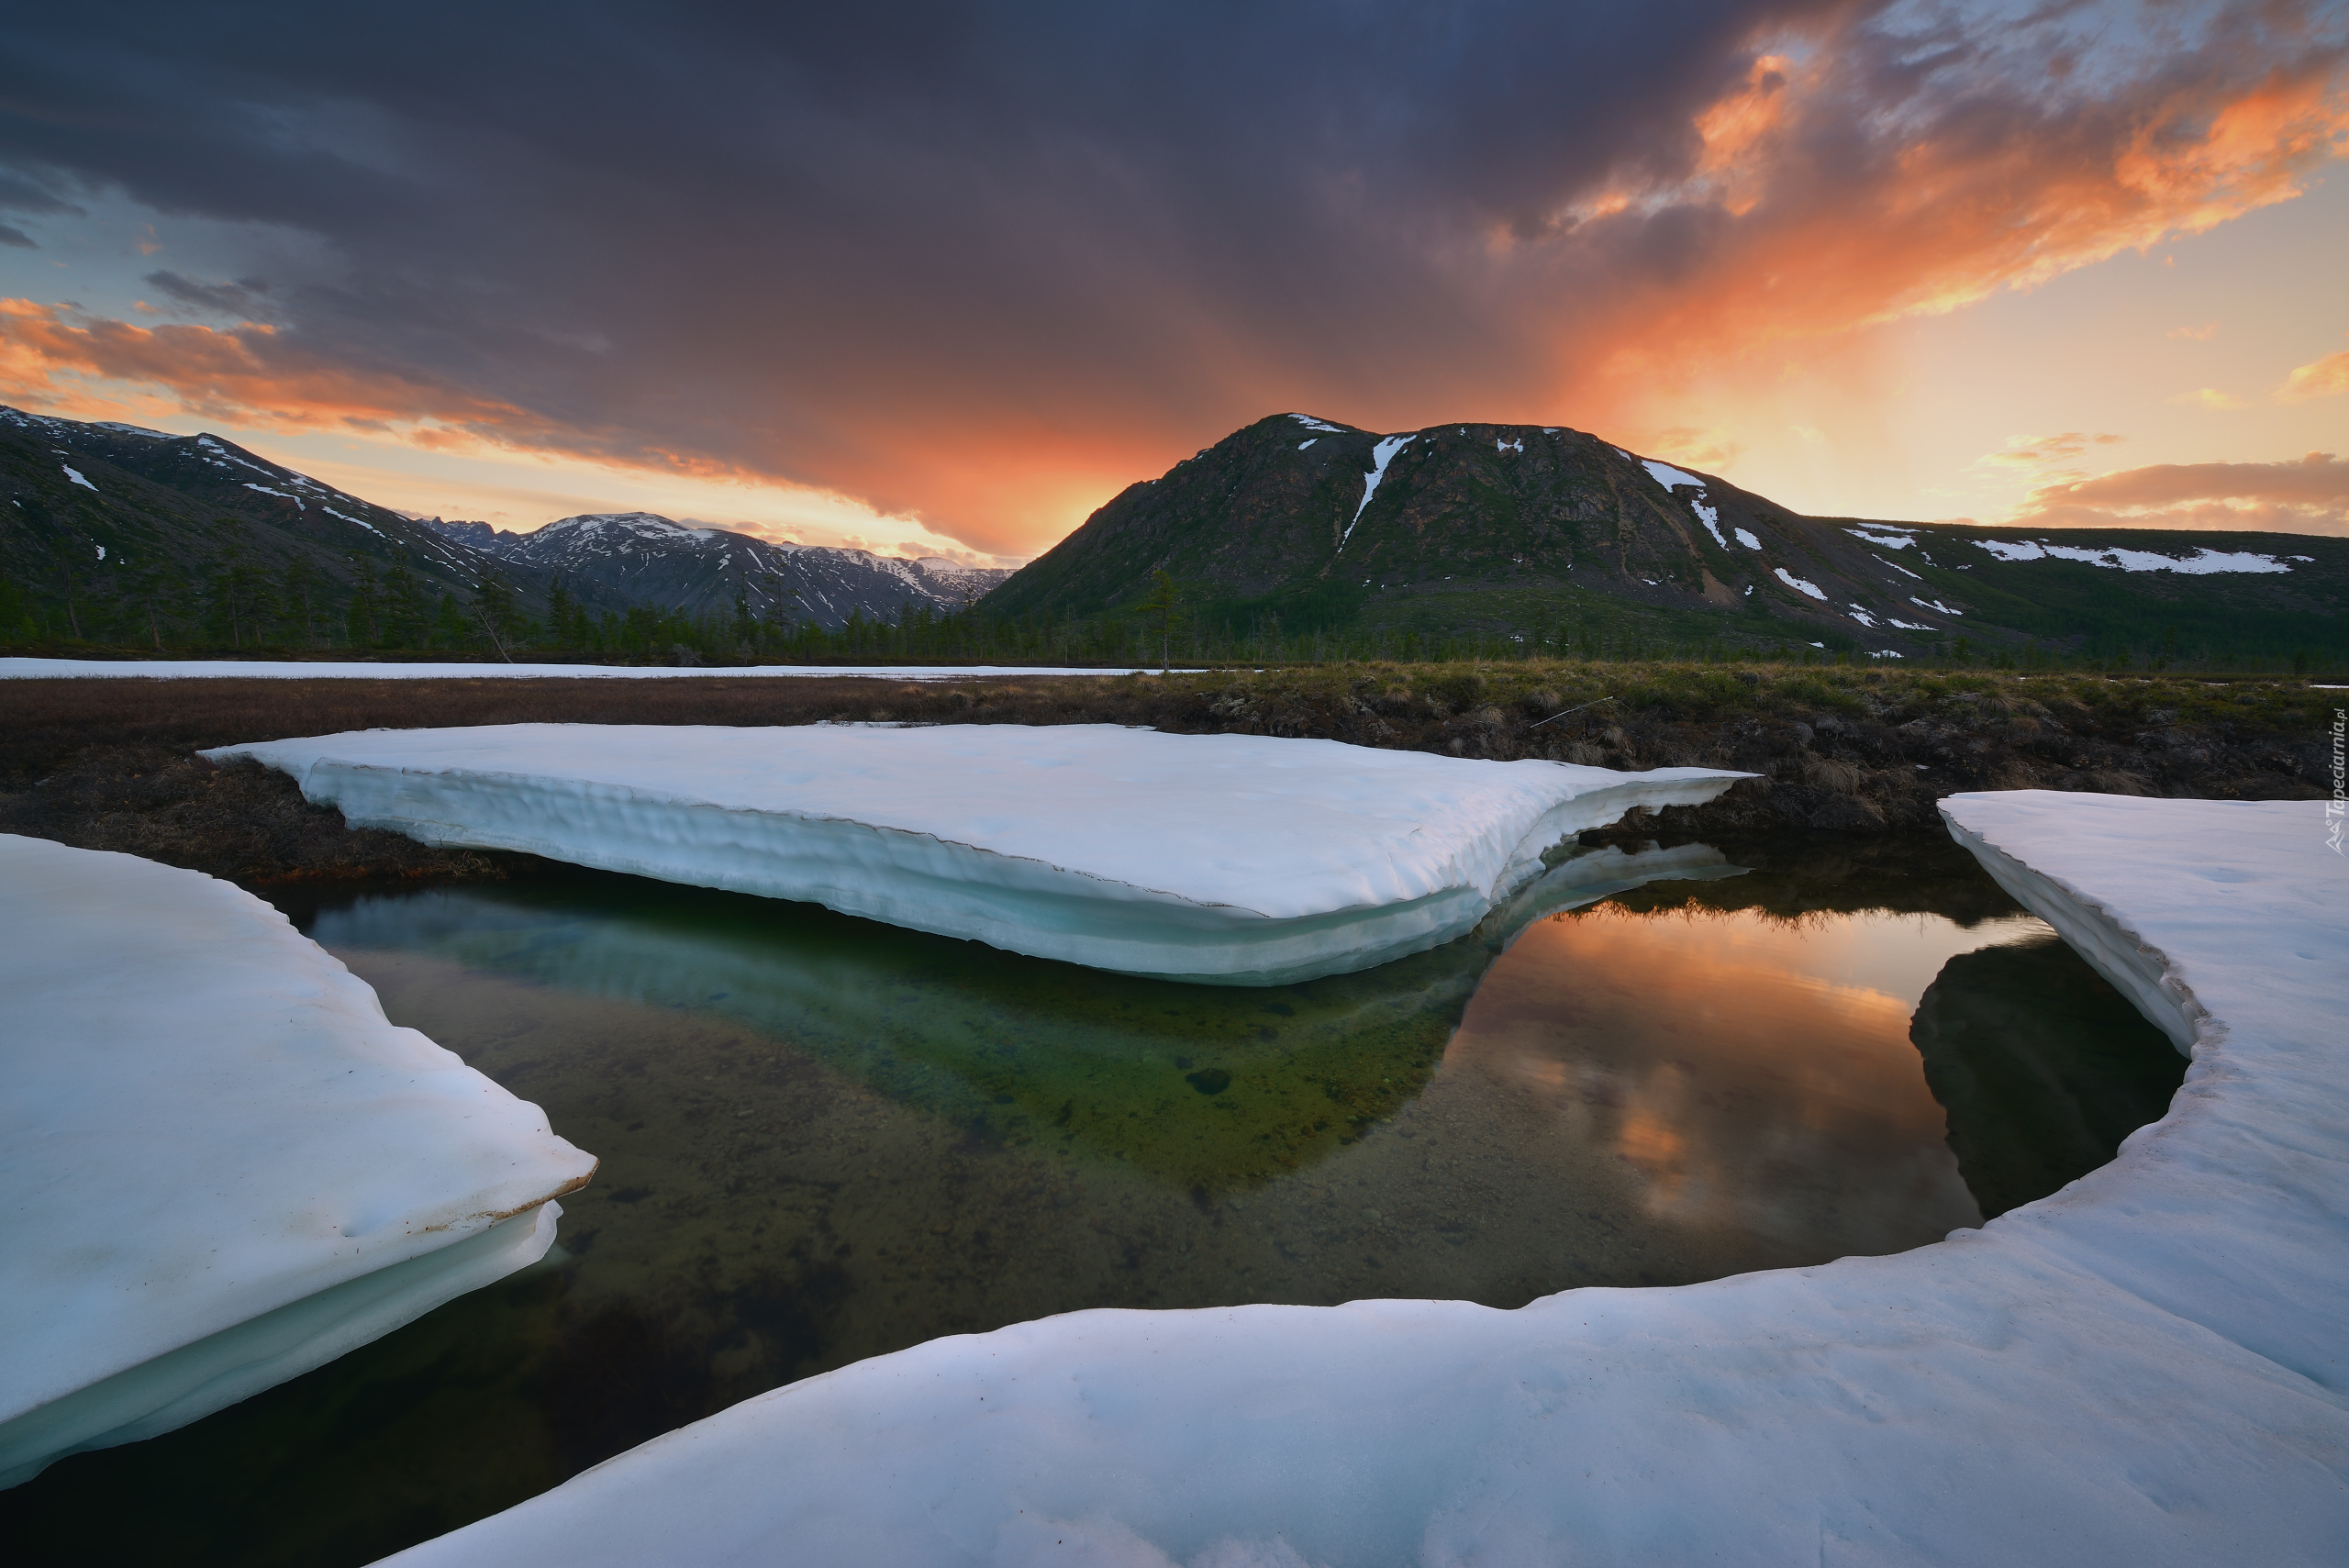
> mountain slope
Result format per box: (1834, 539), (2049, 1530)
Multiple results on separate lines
(984, 413), (2348, 663)
(425, 512), (1010, 630)
(1, 406), (540, 646)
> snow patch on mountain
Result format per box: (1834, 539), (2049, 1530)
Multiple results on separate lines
(1343, 437), (1413, 546)
(1970, 539), (2289, 574)
(1638, 460), (1729, 547)
(60, 464), (95, 493)
(1639, 459), (1706, 492)
(1774, 567), (1828, 601)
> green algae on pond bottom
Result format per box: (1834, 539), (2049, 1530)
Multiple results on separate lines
(306, 845), (1733, 1192)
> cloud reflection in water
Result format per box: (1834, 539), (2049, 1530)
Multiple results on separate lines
(1441, 905), (2054, 1259)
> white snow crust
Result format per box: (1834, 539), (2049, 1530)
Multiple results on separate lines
(206, 724), (1746, 985)
(1773, 566), (1828, 600)
(60, 463), (96, 492)
(0, 659), (1189, 681)
(1287, 414), (1344, 433)
(1733, 526), (1760, 549)
(1689, 497), (1724, 545)
(1636, 459), (1728, 546)
(1846, 527), (1917, 550)
(1971, 538), (2290, 574)
(1638, 458), (1704, 492)
(1343, 437), (1413, 545)
(323, 505), (389, 539)
(379, 794), (2349, 1566)
(0, 836), (596, 1488)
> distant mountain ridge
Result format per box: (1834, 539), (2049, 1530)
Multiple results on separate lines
(0, 405), (1013, 646)
(982, 412), (2347, 663)
(420, 511), (1010, 625)
(2, 405), (530, 643)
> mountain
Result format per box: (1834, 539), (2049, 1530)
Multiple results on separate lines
(1, 406), (540, 647)
(0, 405), (1014, 648)
(423, 512), (1012, 629)
(983, 413), (2349, 664)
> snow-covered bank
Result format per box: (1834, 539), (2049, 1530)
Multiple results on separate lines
(375, 794), (2346, 1566)
(0, 658), (1184, 681)
(207, 725), (1747, 984)
(0, 837), (596, 1489)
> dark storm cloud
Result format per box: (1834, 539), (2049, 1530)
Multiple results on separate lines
(0, 1), (2342, 551)
(141, 271), (275, 318)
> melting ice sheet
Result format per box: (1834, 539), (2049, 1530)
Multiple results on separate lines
(0, 837), (596, 1489)
(377, 795), (2348, 1567)
(206, 724), (1748, 985)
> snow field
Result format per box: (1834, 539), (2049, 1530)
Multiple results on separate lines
(1970, 539), (2291, 573)
(375, 794), (2348, 1566)
(0, 836), (597, 1488)
(207, 724), (1748, 985)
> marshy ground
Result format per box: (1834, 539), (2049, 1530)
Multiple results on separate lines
(0, 662), (2332, 884)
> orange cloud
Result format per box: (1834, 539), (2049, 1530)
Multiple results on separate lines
(1, 11), (2343, 559)
(1552, 38), (2349, 453)
(2012, 450), (2349, 534)
(2281, 336), (2349, 400)
(0, 298), (531, 435)
(1969, 432), (2129, 474)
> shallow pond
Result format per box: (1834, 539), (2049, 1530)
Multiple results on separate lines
(3, 835), (2186, 1566)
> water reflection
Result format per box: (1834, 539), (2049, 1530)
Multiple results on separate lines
(1912, 934), (2186, 1218)
(1442, 905), (2035, 1260)
(302, 843), (1742, 1192)
(2, 834), (2184, 1568)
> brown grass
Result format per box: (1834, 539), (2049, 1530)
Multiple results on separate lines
(1, 664), (2332, 884)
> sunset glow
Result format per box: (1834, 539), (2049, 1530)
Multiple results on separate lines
(2, 3), (2343, 559)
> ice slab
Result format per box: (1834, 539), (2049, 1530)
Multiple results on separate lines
(0, 659), (1189, 681)
(207, 724), (1748, 985)
(0, 836), (596, 1488)
(375, 793), (2347, 1567)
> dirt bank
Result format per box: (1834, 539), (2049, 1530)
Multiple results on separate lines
(1, 664), (2332, 884)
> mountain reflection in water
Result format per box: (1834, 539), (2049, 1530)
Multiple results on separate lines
(1, 835), (2186, 1568)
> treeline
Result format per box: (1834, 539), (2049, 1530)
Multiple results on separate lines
(4, 563), (2336, 675)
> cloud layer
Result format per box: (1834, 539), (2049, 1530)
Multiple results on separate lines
(2014, 451), (2349, 535)
(2, 2), (2344, 552)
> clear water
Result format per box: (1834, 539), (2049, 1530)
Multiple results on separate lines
(2, 837), (2186, 1567)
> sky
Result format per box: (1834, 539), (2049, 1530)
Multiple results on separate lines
(1, 1), (2343, 564)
